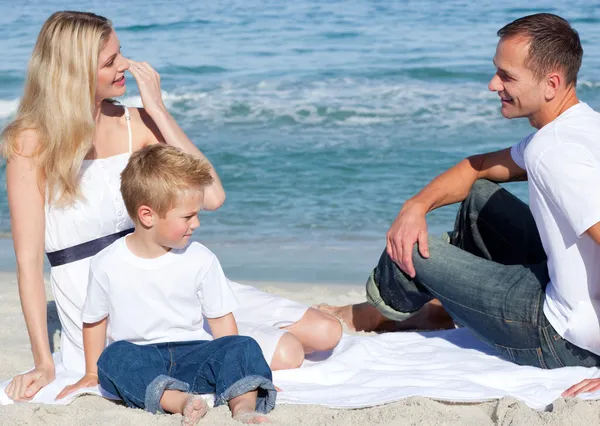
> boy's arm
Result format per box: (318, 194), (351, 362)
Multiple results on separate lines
(56, 318), (107, 400)
(82, 318), (108, 377)
(206, 313), (238, 339)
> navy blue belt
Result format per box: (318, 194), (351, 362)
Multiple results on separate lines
(46, 228), (134, 267)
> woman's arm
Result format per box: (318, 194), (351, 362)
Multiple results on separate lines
(127, 59), (226, 211)
(4, 130), (55, 401)
(207, 313), (239, 339)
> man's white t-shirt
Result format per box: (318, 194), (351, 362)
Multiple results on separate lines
(511, 102), (600, 355)
(81, 237), (239, 345)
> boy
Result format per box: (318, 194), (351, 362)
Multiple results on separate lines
(57, 144), (275, 424)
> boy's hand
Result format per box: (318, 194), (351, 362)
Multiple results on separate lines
(55, 374), (99, 400)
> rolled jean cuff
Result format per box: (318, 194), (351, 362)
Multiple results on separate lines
(216, 375), (277, 414)
(145, 374), (190, 414)
(365, 270), (415, 322)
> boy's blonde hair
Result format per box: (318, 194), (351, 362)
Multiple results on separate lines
(2, 11), (113, 205)
(121, 144), (213, 221)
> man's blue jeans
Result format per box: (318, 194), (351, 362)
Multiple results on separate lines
(367, 179), (600, 369)
(97, 335), (276, 414)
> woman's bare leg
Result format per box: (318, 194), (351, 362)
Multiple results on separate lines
(281, 307), (343, 353)
(317, 299), (454, 332)
(270, 332), (305, 371)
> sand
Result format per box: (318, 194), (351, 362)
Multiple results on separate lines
(1, 272), (599, 425)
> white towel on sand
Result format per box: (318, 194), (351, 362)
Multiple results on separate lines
(2, 328), (600, 410)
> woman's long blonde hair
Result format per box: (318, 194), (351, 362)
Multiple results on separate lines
(1, 11), (113, 205)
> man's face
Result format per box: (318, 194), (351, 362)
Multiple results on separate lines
(488, 36), (547, 124)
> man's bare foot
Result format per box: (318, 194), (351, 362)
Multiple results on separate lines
(316, 300), (454, 332)
(233, 409), (270, 424)
(389, 299), (455, 332)
(182, 395), (209, 426)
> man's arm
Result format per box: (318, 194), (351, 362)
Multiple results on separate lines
(207, 313), (239, 339)
(388, 147), (526, 277)
(561, 222), (600, 397)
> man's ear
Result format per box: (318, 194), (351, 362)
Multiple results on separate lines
(137, 205), (154, 228)
(545, 72), (561, 100)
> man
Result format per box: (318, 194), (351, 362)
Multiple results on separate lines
(320, 13), (600, 381)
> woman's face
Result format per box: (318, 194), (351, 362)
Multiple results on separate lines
(96, 30), (129, 101)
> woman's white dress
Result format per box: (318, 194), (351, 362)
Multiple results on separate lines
(43, 106), (308, 375)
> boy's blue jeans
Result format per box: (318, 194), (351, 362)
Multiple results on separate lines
(97, 335), (276, 414)
(367, 179), (600, 369)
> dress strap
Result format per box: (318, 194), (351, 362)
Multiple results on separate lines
(123, 106), (133, 154)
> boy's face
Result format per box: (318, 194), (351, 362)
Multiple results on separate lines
(154, 189), (204, 250)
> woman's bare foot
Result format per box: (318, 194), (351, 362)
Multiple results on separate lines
(315, 302), (389, 332)
(316, 300), (454, 332)
(233, 409), (270, 424)
(182, 395), (209, 426)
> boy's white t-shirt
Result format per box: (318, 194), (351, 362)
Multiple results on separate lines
(81, 237), (239, 345)
(511, 102), (600, 355)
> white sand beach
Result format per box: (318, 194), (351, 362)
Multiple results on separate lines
(1, 272), (599, 426)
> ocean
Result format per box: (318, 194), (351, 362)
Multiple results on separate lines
(1, 0), (599, 283)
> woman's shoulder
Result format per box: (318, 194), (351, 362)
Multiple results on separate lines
(115, 104), (164, 146)
(6, 128), (41, 157)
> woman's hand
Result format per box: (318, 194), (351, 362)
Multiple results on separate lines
(55, 373), (99, 400)
(127, 59), (167, 117)
(4, 362), (55, 401)
(562, 378), (600, 398)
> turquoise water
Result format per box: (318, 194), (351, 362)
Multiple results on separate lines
(1, 1), (600, 283)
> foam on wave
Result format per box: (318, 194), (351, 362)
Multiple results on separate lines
(1, 78), (600, 128)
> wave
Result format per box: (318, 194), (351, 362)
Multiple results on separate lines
(0, 98), (19, 120)
(119, 78), (502, 128)
(2, 77), (600, 129)
(161, 65), (229, 75)
(114, 19), (212, 32)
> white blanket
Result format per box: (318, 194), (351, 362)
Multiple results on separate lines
(2, 328), (600, 410)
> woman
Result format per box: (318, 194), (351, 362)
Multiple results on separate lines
(2, 11), (341, 402)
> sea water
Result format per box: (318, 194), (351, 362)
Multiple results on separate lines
(1, 0), (599, 283)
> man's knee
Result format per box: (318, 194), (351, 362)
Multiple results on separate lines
(466, 179), (501, 210)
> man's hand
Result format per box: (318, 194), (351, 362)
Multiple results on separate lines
(386, 202), (429, 278)
(562, 378), (600, 398)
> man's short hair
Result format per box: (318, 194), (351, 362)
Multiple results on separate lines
(497, 13), (583, 86)
(121, 144), (213, 220)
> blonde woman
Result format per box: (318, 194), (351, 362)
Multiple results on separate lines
(2, 11), (341, 403)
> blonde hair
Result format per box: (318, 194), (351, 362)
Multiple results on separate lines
(121, 144), (213, 221)
(1, 11), (113, 205)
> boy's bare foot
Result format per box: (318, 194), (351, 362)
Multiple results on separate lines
(182, 395), (209, 426)
(233, 409), (270, 424)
